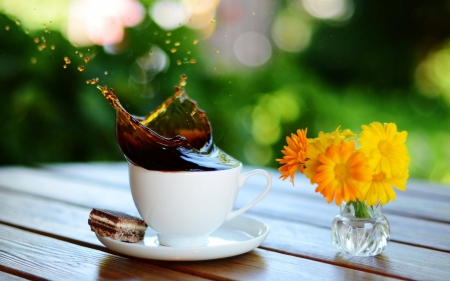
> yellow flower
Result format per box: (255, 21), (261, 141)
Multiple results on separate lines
(304, 127), (356, 182)
(312, 141), (372, 205)
(277, 129), (308, 185)
(358, 122), (410, 177)
(360, 160), (409, 206)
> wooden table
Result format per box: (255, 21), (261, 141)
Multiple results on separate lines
(0, 162), (449, 280)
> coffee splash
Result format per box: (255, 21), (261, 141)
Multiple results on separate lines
(98, 75), (240, 171)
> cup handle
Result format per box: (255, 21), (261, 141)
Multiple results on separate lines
(226, 169), (272, 221)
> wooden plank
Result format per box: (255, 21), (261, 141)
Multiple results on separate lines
(257, 215), (450, 281)
(0, 272), (29, 281)
(0, 188), (102, 246)
(0, 222), (396, 280)
(0, 166), (449, 252)
(0, 188), (448, 280)
(151, 249), (400, 281)
(0, 166), (139, 215)
(0, 225), (210, 281)
(42, 163), (450, 223)
(44, 162), (450, 200)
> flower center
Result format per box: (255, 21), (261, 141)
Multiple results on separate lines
(334, 164), (348, 181)
(378, 140), (392, 156)
(372, 172), (386, 182)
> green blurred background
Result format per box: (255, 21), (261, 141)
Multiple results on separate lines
(0, 0), (449, 184)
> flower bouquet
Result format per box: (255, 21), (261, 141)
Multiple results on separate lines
(277, 122), (410, 256)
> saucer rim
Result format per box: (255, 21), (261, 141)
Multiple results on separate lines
(96, 215), (269, 261)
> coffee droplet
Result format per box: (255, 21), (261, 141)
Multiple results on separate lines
(216, 49), (220, 53)
(189, 59), (197, 64)
(84, 57), (90, 63)
(167, 32), (172, 36)
(50, 45), (55, 50)
(104, 71), (108, 75)
(170, 48), (177, 53)
(187, 50), (191, 54)
(177, 60), (182, 65)
(86, 78), (97, 85)
(174, 42), (180, 46)
(63, 65), (67, 69)
(15, 20), (21, 26)
(78, 66), (85, 72)
(34, 37), (39, 44)
(78, 53), (83, 58)
(5, 25), (10, 31)
(193, 39), (198, 45)
(64, 56), (71, 64)
(165, 39), (170, 44)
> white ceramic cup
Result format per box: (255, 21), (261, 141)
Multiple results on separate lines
(128, 163), (272, 247)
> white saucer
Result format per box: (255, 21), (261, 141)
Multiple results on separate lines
(96, 215), (269, 261)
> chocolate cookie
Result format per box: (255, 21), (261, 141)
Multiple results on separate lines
(88, 208), (147, 243)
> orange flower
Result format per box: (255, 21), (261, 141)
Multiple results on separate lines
(312, 141), (372, 205)
(277, 129), (308, 185)
(304, 127), (356, 182)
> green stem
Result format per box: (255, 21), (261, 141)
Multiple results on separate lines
(349, 199), (372, 219)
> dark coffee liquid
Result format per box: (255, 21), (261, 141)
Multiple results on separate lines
(98, 77), (240, 171)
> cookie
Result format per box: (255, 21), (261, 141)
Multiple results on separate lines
(88, 208), (147, 243)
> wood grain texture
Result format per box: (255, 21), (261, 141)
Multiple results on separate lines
(1, 163), (450, 280)
(0, 222), (398, 281)
(44, 162), (450, 200)
(257, 215), (450, 281)
(43, 163), (450, 222)
(1, 185), (449, 280)
(1, 165), (449, 252)
(0, 224), (209, 281)
(0, 271), (29, 281)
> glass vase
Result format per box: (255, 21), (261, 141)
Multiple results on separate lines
(331, 201), (390, 256)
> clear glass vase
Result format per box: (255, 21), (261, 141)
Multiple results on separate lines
(331, 201), (390, 256)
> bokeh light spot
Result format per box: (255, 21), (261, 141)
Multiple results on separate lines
(302, 0), (353, 21)
(234, 32), (272, 67)
(150, 0), (190, 30)
(416, 41), (450, 105)
(244, 140), (273, 166)
(271, 12), (311, 53)
(130, 45), (169, 84)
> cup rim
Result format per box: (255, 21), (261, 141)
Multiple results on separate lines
(128, 161), (242, 174)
